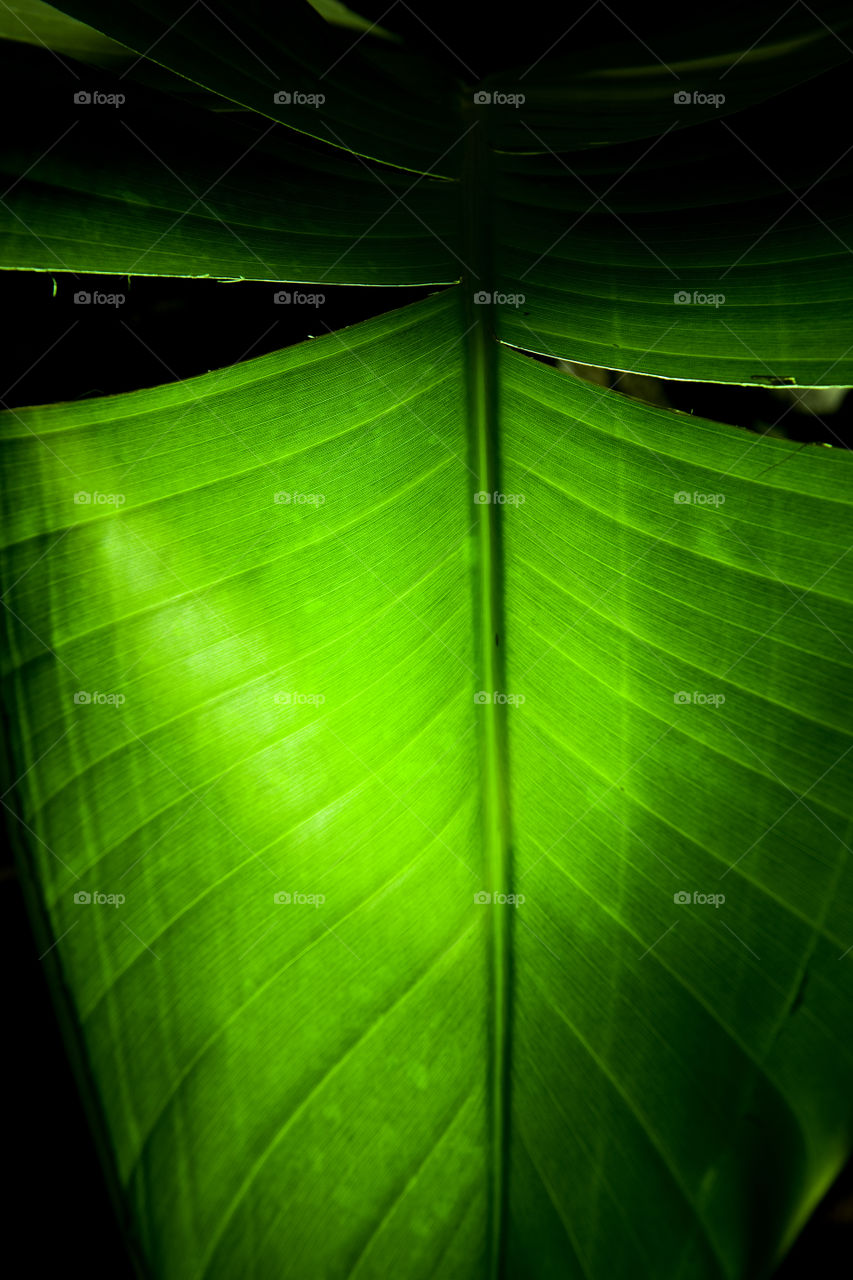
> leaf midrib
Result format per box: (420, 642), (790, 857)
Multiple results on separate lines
(461, 103), (512, 1280)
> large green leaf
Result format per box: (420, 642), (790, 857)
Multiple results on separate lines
(3, 287), (853, 1279)
(3, 5), (853, 1280)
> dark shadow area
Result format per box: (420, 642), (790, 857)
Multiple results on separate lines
(2, 841), (137, 1277)
(775, 1159), (853, 1278)
(340, 2), (834, 80)
(518, 349), (853, 450)
(0, 272), (437, 410)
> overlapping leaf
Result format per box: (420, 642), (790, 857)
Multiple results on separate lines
(494, 64), (853, 383)
(48, 0), (465, 173)
(0, 44), (458, 283)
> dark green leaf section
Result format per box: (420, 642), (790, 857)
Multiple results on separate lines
(494, 63), (853, 384)
(0, 0), (131, 64)
(51, 0), (465, 174)
(481, 6), (853, 150)
(0, 292), (490, 1280)
(500, 347), (853, 1278)
(0, 45), (458, 284)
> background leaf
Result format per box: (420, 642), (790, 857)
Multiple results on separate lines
(0, 43), (458, 283)
(48, 0), (465, 173)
